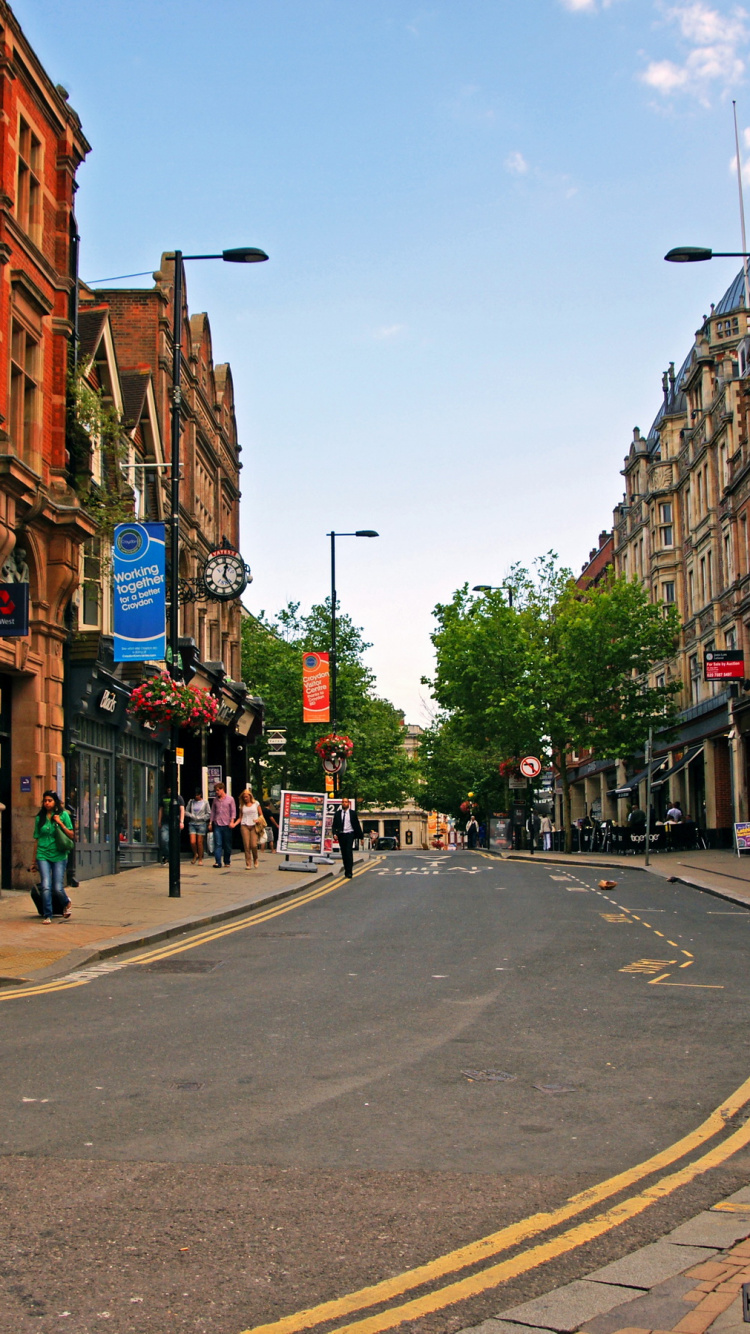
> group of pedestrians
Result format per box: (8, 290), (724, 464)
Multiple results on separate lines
(155, 784), (280, 871)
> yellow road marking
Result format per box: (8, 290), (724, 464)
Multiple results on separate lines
(273, 1116), (750, 1334)
(679, 959), (694, 968)
(648, 972), (672, 984)
(238, 1072), (750, 1334)
(0, 859), (383, 1002)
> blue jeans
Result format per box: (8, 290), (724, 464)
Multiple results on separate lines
(213, 825), (233, 865)
(37, 858), (70, 918)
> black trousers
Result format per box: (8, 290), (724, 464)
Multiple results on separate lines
(338, 832), (355, 877)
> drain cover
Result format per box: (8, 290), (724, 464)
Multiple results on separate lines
(144, 959), (222, 973)
(462, 1069), (517, 1083)
(534, 1082), (577, 1094)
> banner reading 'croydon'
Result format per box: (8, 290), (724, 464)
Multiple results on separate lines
(113, 522), (166, 662)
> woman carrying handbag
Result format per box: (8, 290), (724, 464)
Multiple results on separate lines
(29, 790), (74, 922)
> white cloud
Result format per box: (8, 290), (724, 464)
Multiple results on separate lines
(559, 0), (616, 11)
(640, 3), (749, 103)
(373, 324), (406, 341)
(504, 150), (529, 175)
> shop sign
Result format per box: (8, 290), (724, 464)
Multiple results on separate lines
(20, 775), (31, 792)
(277, 790), (327, 855)
(0, 582), (29, 636)
(509, 776), (527, 789)
(705, 650), (744, 681)
(216, 699), (236, 725)
(113, 522), (166, 662)
(207, 765), (222, 796)
(97, 689), (119, 714)
(302, 652), (330, 723)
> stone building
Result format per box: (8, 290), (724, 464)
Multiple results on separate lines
(564, 269), (750, 842)
(0, 1), (94, 886)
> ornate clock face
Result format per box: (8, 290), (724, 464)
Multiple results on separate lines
(203, 549), (247, 601)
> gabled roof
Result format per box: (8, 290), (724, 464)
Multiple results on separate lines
(78, 306), (108, 361)
(120, 371), (150, 430)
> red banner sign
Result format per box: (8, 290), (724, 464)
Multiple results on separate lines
(302, 652), (330, 723)
(705, 651), (744, 681)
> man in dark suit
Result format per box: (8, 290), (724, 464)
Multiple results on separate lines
(331, 797), (363, 879)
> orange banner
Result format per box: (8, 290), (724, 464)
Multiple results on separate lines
(302, 651), (330, 723)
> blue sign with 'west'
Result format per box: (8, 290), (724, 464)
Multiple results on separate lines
(113, 522), (166, 662)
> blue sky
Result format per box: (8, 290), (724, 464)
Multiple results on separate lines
(18, 0), (750, 719)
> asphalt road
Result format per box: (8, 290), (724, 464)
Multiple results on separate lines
(2, 852), (750, 1334)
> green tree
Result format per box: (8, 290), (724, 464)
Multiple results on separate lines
(417, 716), (508, 826)
(241, 600), (415, 808)
(426, 555), (681, 851)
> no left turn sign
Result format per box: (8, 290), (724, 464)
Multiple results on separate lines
(520, 755), (542, 778)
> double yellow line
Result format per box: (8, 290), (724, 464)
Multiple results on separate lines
(0, 857), (382, 1002)
(240, 1074), (750, 1334)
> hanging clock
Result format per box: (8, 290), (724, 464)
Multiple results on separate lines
(202, 547), (248, 601)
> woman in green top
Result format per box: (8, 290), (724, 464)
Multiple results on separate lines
(30, 790), (73, 922)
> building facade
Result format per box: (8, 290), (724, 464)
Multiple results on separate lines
(565, 269), (750, 842)
(0, 1), (95, 887)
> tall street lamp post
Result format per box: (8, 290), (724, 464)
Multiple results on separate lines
(167, 246), (268, 898)
(327, 530), (378, 795)
(472, 583), (513, 606)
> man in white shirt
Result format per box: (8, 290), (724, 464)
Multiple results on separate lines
(331, 798), (364, 878)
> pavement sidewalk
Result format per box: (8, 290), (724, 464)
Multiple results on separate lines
(0, 849), (362, 986)
(503, 850), (750, 909)
(464, 1189), (750, 1334)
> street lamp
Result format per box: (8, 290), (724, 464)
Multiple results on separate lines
(167, 245), (268, 898)
(472, 583), (514, 607)
(327, 530), (379, 794)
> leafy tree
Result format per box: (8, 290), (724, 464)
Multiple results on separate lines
(426, 555), (681, 851)
(241, 600), (415, 808)
(417, 716), (509, 826)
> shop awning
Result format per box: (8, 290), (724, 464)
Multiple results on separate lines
(607, 756), (669, 798)
(651, 744), (704, 791)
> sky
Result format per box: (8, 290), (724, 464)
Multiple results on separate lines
(17, 0), (750, 720)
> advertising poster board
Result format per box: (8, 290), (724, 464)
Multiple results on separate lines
(323, 797), (356, 854)
(489, 817), (513, 852)
(278, 790), (327, 855)
(113, 522), (166, 662)
(207, 766), (223, 797)
(735, 821), (750, 853)
(302, 652), (330, 723)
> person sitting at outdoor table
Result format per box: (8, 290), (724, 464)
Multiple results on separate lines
(666, 802), (682, 822)
(628, 803), (647, 830)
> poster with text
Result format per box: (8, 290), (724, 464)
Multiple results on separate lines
(302, 652), (330, 723)
(113, 522), (166, 662)
(323, 796), (356, 854)
(278, 790), (327, 855)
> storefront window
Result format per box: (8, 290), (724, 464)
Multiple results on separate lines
(131, 765), (142, 843)
(145, 768), (156, 843)
(93, 756), (101, 841)
(82, 753), (92, 843)
(102, 760), (110, 844)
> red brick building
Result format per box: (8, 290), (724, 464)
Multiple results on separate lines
(0, 1), (93, 886)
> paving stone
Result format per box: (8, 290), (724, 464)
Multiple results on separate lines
(464, 1325), (556, 1334)
(499, 1281), (641, 1332)
(667, 1215), (750, 1249)
(581, 1277), (699, 1334)
(587, 1243), (716, 1290)
(705, 1293), (744, 1334)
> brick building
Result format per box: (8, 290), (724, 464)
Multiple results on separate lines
(0, 1), (94, 886)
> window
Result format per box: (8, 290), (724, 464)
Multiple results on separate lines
(16, 117), (41, 242)
(688, 568), (695, 613)
(663, 581), (676, 605)
(81, 538), (101, 627)
(726, 627), (738, 651)
(10, 321), (40, 458)
(724, 531), (733, 586)
(659, 501), (673, 548)
(689, 653), (701, 705)
(707, 549), (713, 599)
(656, 673), (666, 690)
(700, 556), (707, 605)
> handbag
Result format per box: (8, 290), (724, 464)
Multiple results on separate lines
(206, 830), (215, 855)
(54, 819), (74, 854)
(258, 827), (268, 847)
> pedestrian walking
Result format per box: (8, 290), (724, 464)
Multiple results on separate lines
(261, 802), (279, 851)
(236, 788), (262, 868)
(185, 788), (210, 865)
(209, 782), (236, 868)
(466, 815), (479, 850)
(540, 813), (554, 852)
(158, 786), (185, 863)
(29, 790), (73, 923)
(332, 797), (363, 879)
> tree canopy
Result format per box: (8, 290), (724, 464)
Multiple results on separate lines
(241, 600), (415, 808)
(425, 555), (681, 848)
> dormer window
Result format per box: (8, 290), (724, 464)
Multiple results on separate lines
(716, 316), (740, 339)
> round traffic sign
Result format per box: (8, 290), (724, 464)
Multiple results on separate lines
(520, 755), (542, 778)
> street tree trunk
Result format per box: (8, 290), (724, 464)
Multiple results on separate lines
(557, 750), (573, 854)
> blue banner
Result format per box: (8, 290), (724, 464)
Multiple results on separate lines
(112, 522), (166, 662)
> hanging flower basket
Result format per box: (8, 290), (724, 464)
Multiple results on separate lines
(498, 758), (520, 779)
(315, 731), (354, 762)
(128, 673), (219, 731)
